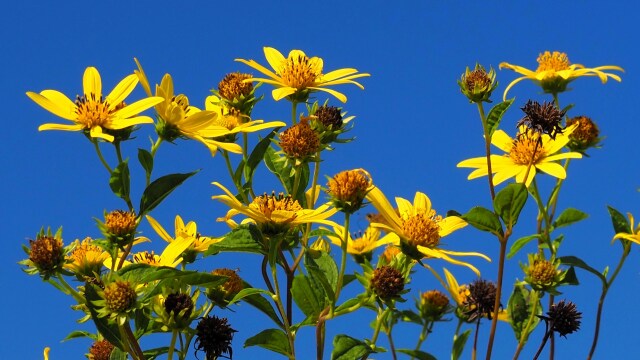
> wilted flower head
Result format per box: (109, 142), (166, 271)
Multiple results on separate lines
(207, 268), (244, 307)
(566, 115), (601, 153)
(539, 300), (582, 337)
(26, 230), (65, 278)
(327, 168), (373, 214)
(458, 64), (498, 103)
(518, 100), (565, 140)
(419, 290), (451, 321)
(88, 340), (114, 360)
(315, 105), (343, 128)
(370, 265), (405, 301)
(278, 121), (320, 162)
(195, 315), (237, 360)
(464, 279), (499, 321)
(164, 292), (194, 320)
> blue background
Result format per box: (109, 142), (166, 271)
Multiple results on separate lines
(3, 1), (639, 359)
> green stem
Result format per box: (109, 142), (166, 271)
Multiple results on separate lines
(291, 101), (298, 125)
(146, 137), (163, 187)
(512, 290), (541, 360)
(334, 213), (351, 306)
(291, 164), (302, 200)
(167, 330), (178, 360)
(55, 274), (84, 303)
(530, 180), (553, 251)
(92, 139), (113, 174)
(270, 256), (295, 359)
(370, 306), (390, 347)
(293, 154), (322, 273)
(472, 317), (481, 360)
(412, 321), (434, 358)
(477, 102), (496, 200)
(114, 142), (134, 211)
(222, 150), (249, 204)
(587, 245), (630, 359)
(485, 231), (510, 360)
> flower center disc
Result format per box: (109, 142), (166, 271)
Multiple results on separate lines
(536, 51), (570, 73)
(509, 136), (546, 165)
(250, 193), (302, 219)
(402, 213), (441, 248)
(75, 94), (114, 128)
(280, 54), (321, 89)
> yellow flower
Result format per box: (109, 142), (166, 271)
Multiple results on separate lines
(236, 46), (370, 103)
(366, 186), (489, 275)
(43, 347), (50, 360)
(212, 182), (338, 233)
(612, 213), (640, 245)
(134, 59), (242, 156)
(457, 124), (582, 187)
(27, 67), (162, 142)
(104, 237), (193, 269)
(64, 237), (109, 276)
(146, 215), (220, 253)
(326, 225), (397, 256)
(500, 51), (623, 99)
(205, 95), (285, 133)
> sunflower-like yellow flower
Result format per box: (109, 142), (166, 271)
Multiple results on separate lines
(366, 186), (489, 275)
(27, 67), (162, 142)
(212, 182), (338, 233)
(205, 95), (285, 133)
(457, 123), (582, 187)
(64, 237), (109, 276)
(500, 51), (623, 100)
(326, 225), (397, 256)
(236, 47), (370, 103)
(612, 213), (640, 245)
(146, 215), (220, 253)
(105, 237), (194, 269)
(443, 268), (509, 322)
(134, 59), (242, 156)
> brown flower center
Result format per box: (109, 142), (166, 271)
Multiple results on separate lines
(567, 116), (599, 143)
(279, 122), (320, 159)
(509, 135), (546, 165)
(75, 94), (115, 128)
(465, 68), (492, 90)
(279, 53), (321, 89)
(531, 259), (557, 285)
(104, 280), (136, 312)
(536, 51), (570, 73)
(402, 212), (442, 248)
(218, 72), (253, 100)
(327, 169), (372, 206)
(105, 210), (137, 236)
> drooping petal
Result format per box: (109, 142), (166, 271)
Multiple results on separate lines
(133, 58), (153, 96)
(146, 215), (174, 243)
(38, 123), (85, 132)
(272, 87), (297, 101)
(89, 126), (115, 142)
(535, 162), (567, 179)
(308, 86), (347, 103)
(366, 186), (403, 230)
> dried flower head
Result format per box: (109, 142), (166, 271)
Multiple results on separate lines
(566, 115), (601, 153)
(327, 169), (373, 214)
(458, 63), (498, 103)
(518, 100), (566, 140)
(464, 279), (499, 321)
(195, 315), (237, 360)
(218, 72), (254, 101)
(28, 234), (65, 277)
(315, 105), (343, 129)
(88, 340), (114, 360)
(371, 265), (405, 300)
(207, 268), (244, 306)
(539, 300), (582, 337)
(279, 122), (320, 160)
(164, 292), (194, 320)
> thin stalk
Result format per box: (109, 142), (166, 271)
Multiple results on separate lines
(117, 242), (133, 271)
(548, 295), (555, 360)
(369, 306), (390, 347)
(167, 330), (178, 360)
(485, 231), (510, 360)
(533, 329), (552, 360)
(291, 101), (298, 125)
(270, 257), (295, 359)
(92, 139), (113, 174)
(587, 246), (630, 359)
(114, 142), (134, 211)
(412, 321), (434, 358)
(512, 290), (541, 360)
(222, 150), (249, 204)
(477, 102), (496, 200)
(472, 317), (481, 360)
(292, 154), (321, 273)
(146, 137), (163, 186)
(387, 328), (398, 360)
(291, 164), (302, 201)
(334, 213), (351, 306)
(261, 257), (275, 294)
(55, 274), (84, 303)
(122, 322), (145, 360)
(118, 324), (135, 359)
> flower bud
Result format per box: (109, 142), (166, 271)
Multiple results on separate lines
(458, 64), (497, 103)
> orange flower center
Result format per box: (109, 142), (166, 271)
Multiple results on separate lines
(536, 51), (570, 73)
(75, 94), (115, 128)
(250, 192), (302, 219)
(401, 211), (442, 248)
(509, 134), (546, 165)
(68, 238), (106, 267)
(279, 54), (321, 89)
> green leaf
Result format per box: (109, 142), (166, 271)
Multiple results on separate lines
(118, 264), (227, 288)
(84, 284), (126, 351)
(508, 283), (541, 341)
(139, 171), (198, 215)
(244, 328), (291, 357)
(493, 183), (528, 229)
(399, 310), (423, 325)
(397, 349), (437, 360)
(331, 334), (375, 360)
(486, 98), (514, 136)
(109, 347), (128, 360)
(142, 347), (170, 360)
(227, 287), (271, 306)
(553, 208), (588, 229)
(109, 160), (130, 201)
(452, 329), (471, 360)
(245, 130), (279, 181)
(607, 206), (631, 234)
(560, 266), (580, 286)
(137, 148), (153, 175)
(204, 224), (265, 255)
(462, 206), (503, 236)
(291, 272), (328, 320)
(264, 146), (289, 189)
(559, 256), (606, 284)
(62, 330), (94, 342)
(305, 251), (338, 300)
(507, 234), (541, 259)
(241, 287), (285, 328)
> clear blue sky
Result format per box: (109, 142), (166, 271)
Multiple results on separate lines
(3, 1), (639, 359)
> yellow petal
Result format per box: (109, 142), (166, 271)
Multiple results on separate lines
(264, 47), (286, 73)
(308, 86), (347, 103)
(146, 215), (174, 243)
(106, 74), (139, 106)
(133, 58), (153, 96)
(535, 162), (567, 179)
(38, 123), (84, 132)
(491, 130), (515, 153)
(272, 87), (297, 101)
(27, 91), (77, 121)
(114, 97), (164, 119)
(83, 67), (102, 96)
(89, 126), (114, 142)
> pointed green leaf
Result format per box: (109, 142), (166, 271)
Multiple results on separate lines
(204, 224), (265, 255)
(487, 99), (514, 136)
(397, 349), (437, 360)
(84, 284), (126, 351)
(553, 208), (588, 229)
(139, 171), (198, 215)
(331, 334), (376, 360)
(607, 206), (631, 234)
(109, 347), (128, 360)
(291, 272), (327, 320)
(246, 130), (279, 180)
(305, 251), (338, 301)
(137, 148), (153, 175)
(560, 266), (580, 286)
(493, 183), (528, 229)
(118, 263), (227, 288)
(62, 330), (94, 342)
(240, 285), (284, 328)
(244, 328), (291, 357)
(507, 234), (541, 259)
(452, 329), (471, 360)
(559, 255), (606, 284)
(508, 283), (541, 341)
(109, 160), (130, 201)
(462, 206), (504, 236)
(142, 347), (170, 360)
